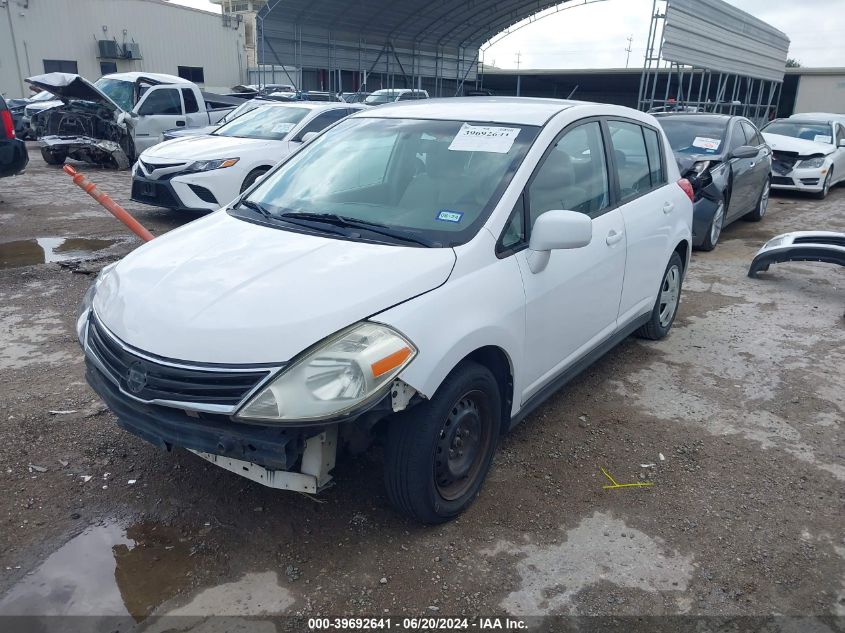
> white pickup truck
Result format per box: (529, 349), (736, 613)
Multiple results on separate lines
(26, 72), (239, 168)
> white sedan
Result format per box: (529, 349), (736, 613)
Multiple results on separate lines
(762, 117), (845, 199)
(131, 102), (364, 212)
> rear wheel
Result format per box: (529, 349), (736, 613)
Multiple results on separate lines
(40, 147), (66, 166)
(744, 179), (770, 221)
(813, 170), (832, 200)
(698, 198), (725, 252)
(636, 252), (683, 341)
(240, 168), (269, 194)
(384, 361), (500, 524)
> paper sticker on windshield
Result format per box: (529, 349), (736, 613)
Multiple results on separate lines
(272, 122), (296, 134)
(448, 124), (520, 153)
(436, 210), (463, 223)
(692, 137), (721, 151)
(814, 134), (832, 144)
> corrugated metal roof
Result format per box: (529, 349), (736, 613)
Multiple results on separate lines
(258, 0), (571, 49)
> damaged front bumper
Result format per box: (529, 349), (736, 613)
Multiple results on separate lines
(40, 135), (131, 169)
(748, 231), (845, 278)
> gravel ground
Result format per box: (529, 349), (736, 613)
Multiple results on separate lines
(0, 145), (843, 630)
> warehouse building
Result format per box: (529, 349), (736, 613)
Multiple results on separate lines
(0, 0), (246, 98)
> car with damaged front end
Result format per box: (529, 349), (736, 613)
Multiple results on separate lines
(762, 117), (845, 199)
(78, 98), (692, 523)
(27, 72), (238, 169)
(654, 113), (771, 251)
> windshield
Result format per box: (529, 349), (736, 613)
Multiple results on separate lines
(762, 121), (833, 144)
(658, 118), (728, 154)
(241, 117), (538, 247)
(93, 78), (134, 111)
(364, 93), (396, 105)
(219, 100), (262, 124)
(213, 105), (308, 140)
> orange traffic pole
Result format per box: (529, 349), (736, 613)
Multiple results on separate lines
(63, 165), (155, 242)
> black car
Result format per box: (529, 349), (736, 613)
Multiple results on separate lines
(654, 113), (772, 251)
(0, 95), (29, 178)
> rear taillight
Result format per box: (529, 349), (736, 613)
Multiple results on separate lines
(677, 178), (694, 202)
(1, 110), (15, 139)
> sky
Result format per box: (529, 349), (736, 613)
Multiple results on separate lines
(169, 0), (844, 69)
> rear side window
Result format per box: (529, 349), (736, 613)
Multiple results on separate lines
(138, 89), (182, 116)
(642, 127), (666, 187)
(181, 89), (199, 114)
(607, 120), (652, 202)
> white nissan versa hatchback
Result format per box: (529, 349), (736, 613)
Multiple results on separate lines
(78, 98), (692, 523)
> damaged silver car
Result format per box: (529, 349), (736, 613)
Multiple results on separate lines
(27, 73), (136, 169)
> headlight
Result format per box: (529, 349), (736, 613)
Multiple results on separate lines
(236, 323), (417, 423)
(690, 161), (711, 175)
(186, 158), (239, 172)
(797, 156), (826, 169)
(76, 262), (117, 346)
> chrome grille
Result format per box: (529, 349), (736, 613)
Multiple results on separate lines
(86, 316), (271, 407)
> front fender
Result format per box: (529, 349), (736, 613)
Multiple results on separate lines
(371, 231), (525, 417)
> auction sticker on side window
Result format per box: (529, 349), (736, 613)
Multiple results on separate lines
(692, 137), (722, 151)
(448, 124), (520, 153)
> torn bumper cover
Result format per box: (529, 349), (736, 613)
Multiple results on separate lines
(40, 135), (131, 169)
(748, 231), (845, 278)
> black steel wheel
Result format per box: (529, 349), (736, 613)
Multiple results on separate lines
(384, 361), (501, 524)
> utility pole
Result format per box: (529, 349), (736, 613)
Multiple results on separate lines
(625, 35), (633, 68)
(515, 51), (521, 70)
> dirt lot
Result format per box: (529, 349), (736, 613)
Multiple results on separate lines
(0, 144), (843, 630)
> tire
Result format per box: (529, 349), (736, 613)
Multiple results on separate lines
(40, 147), (66, 166)
(636, 251), (684, 341)
(240, 168), (269, 194)
(384, 361), (501, 524)
(813, 170), (832, 200)
(744, 179), (770, 221)
(698, 198), (725, 252)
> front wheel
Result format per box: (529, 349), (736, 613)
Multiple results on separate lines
(636, 251), (684, 341)
(744, 179), (770, 221)
(384, 361), (500, 524)
(813, 170), (832, 200)
(240, 168), (269, 194)
(40, 147), (66, 166)
(698, 198), (725, 251)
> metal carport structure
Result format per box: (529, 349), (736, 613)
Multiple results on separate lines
(255, 0), (575, 96)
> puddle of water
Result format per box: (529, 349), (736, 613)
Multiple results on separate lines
(0, 522), (194, 620)
(0, 237), (118, 269)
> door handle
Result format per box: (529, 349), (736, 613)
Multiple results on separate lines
(606, 229), (624, 246)
(662, 202), (674, 214)
(750, 162), (756, 168)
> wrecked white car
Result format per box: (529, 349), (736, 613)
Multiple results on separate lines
(27, 72), (238, 169)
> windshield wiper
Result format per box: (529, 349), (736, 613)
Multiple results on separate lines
(280, 212), (435, 247)
(236, 198), (273, 220)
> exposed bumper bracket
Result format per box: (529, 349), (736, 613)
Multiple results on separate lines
(189, 425), (338, 493)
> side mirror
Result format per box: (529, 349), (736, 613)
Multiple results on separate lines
(300, 131), (319, 144)
(731, 145), (758, 160)
(839, 139), (845, 148)
(527, 210), (592, 273)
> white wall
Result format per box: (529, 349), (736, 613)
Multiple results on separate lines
(794, 74), (845, 115)
(1, 0), (245, 98)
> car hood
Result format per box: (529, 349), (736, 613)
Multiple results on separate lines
(93, 212), (456, 364)
(164, 125), (217, 138)
(762, 133), (833, 157)
(142, 134), (283, 161)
